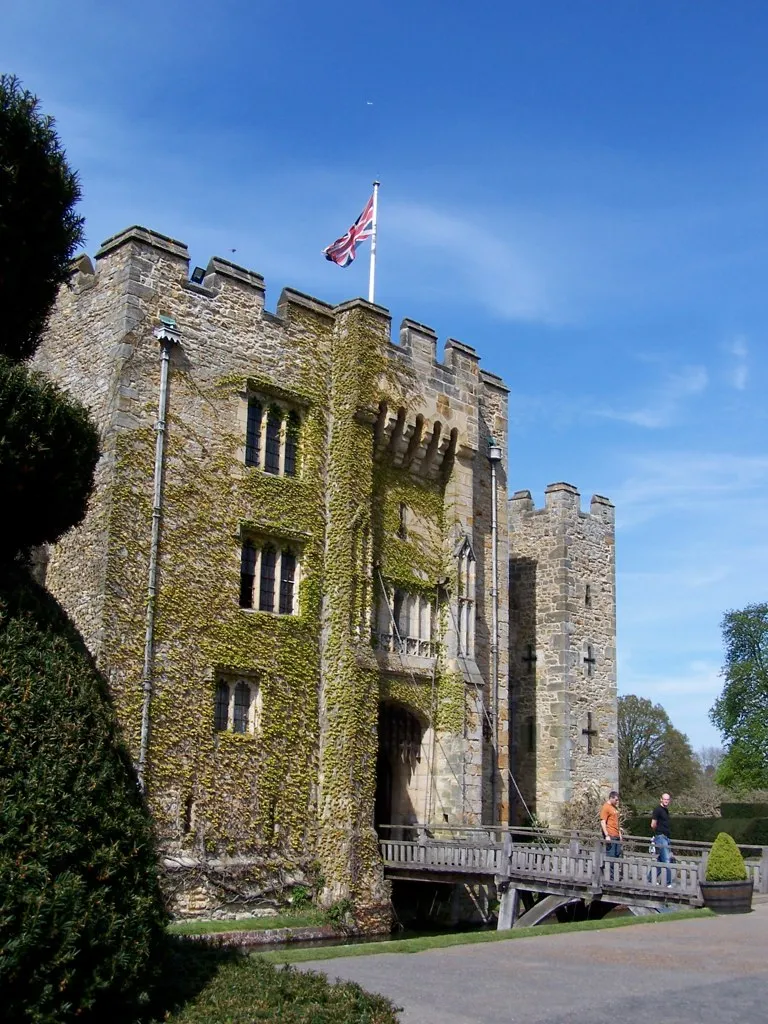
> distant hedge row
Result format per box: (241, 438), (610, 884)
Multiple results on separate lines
(626, 815), (768, 846)
(719, 803), (768, 819)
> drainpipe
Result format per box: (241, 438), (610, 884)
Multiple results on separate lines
(137, 315), (181, 793)
(487, 438), (503, 826)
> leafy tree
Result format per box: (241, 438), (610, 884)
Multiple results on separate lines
(711, 604), (768, 791)
(618, 694), (700, 803)
(0, 75), (167, 1023)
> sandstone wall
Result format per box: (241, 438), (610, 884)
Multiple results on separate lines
(508, 483), (618, 825)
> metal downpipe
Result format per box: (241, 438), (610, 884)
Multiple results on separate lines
(137, 318), (180, 793)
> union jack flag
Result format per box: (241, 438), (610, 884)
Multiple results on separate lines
(322, 193), (375, 267)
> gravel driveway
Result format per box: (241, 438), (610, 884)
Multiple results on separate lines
(297, 903), (768, 1023)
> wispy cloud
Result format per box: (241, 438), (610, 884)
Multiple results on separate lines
(618, 659), (724, 745)
(620, 659), (722, 701)
(611, 451), (768, 527)
(385, 201), (554, 322)
(595, 365), (708, 428)
(724, 334), (748, 390)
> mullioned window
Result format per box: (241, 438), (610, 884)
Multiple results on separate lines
(239, 538), (299, 615)
(245, 398), (301, 478)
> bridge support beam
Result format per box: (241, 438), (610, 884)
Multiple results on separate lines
(497, 885), (519, 930)
(514, 893), (580, 928)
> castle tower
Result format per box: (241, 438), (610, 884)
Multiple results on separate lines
(508, 483), (618, 825)
(34, 225), (511, 915)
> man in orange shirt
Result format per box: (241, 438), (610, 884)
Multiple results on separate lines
(600, 791), (622, 877)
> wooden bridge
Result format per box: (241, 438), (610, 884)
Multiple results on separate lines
(378, 825), (768, 928)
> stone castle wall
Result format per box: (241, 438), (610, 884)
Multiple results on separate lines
(35, 225), (511, 914)
(508, 483), (618, 825)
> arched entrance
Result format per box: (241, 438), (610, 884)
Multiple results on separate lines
(375, 702), (429, 836)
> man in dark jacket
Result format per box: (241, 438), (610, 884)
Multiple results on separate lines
(651, 792), (673, 886)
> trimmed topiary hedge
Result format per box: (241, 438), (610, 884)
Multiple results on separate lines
(0, 358), (99, 556)
(719, 803), (768, 819)
(705, 832), (748, 882)
(0, 74), (168, 1023)
(0, 567), (169, 1023)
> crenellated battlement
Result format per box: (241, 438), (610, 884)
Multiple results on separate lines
(69, 225), (506, 398)
(509, 483), (614, 526)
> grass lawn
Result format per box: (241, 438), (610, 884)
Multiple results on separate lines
(168, 910), (325, 935)
(256, 907), (714, 964)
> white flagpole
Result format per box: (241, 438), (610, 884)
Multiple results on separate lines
(368, 180), (380, 304)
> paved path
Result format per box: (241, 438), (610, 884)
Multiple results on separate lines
(298, 905), (768, 1023)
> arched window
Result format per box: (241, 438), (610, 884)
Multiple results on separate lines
(455, 538), (476, 656)
(396, 502), (408, 540)
(264, 407), (282, 474)
(213, 675), (261, 734)
(214, 681), (230, 731)
(284, 411), (300, 477)
(279, 550), (296, 614)
(245, 398), (262, 467)
(259, 545), (277, 612)
(233, 681), (251, 733)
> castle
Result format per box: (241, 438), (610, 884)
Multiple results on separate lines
(34, 225), (618, 918)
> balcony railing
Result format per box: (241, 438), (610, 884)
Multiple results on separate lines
(372, 630), (438, 659)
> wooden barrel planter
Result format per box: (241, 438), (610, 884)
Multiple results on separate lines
(699, 879), (753, 913)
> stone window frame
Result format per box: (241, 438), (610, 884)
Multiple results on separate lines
(239, 534), (301, 616)
(241, 392), (303, 479)
(454, 536), (476, 657)
(212, 671), (262, 736)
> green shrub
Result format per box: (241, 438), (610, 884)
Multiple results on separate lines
(324, 897), (355, 927)
(0, 358), (99, 555)
(290, 885), (312, 910)
(0, 568), (168, 1023)
(705, 832), (748, 882)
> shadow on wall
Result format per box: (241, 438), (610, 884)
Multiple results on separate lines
(509, 555), (537, 825)
(375, 701), (429, 839)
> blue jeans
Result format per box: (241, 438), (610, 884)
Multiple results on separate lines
(651, 834), (672, 885)
(606, 839), (622, 880)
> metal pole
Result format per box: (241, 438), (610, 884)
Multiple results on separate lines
(488, 440), (503, 824)
(368, 180), (380, 304)
(137, 318), (180, 793)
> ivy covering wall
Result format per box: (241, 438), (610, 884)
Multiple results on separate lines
(94, 290), (473, 916)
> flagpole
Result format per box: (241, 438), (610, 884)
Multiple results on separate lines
(368, 180), (380, 304)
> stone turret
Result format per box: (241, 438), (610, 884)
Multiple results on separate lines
(508, 483), (618, 825)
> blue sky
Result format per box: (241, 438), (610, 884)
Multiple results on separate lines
(5, 0), (768, 751)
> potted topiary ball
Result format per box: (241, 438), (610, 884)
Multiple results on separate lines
(700, 832), (753, 913)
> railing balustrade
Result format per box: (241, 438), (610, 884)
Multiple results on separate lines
(377, 823), (768, 902)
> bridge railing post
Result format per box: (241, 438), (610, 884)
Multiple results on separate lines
(593, 838), (604, 889)
(759, 848), (768, 894)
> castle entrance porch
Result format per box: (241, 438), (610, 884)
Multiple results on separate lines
(375, 702), (430, 838)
